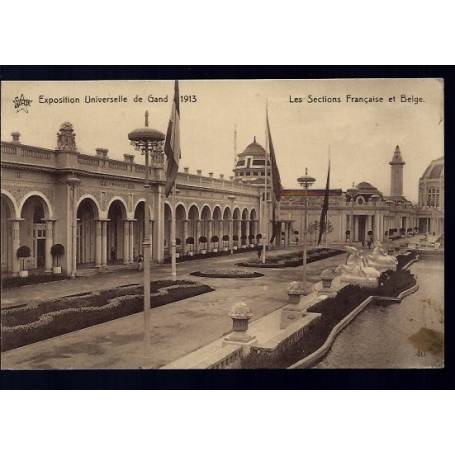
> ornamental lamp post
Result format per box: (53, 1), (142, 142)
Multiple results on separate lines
(67, 176), (81, 279)
(128, 111), (165, 368)
(297, 168), (315, 295)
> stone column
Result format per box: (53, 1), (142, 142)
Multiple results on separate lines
(123, 220), (130, 264)
(182, 219), (188, 254)
(129, 220), (135, 263)
(195, 219), (201, 252)
(101, 220), (108, 266)
(44, 220), (54, 273)
(11, 219), (21, 276)
(208, 219), (213, 250)
(229, 218), (234, 249)
(95, 220), (102, 267)
(245, 219), (250, 245)
(284, 222), (289, 246)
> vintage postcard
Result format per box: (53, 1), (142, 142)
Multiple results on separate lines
(0, 78), (444, 370)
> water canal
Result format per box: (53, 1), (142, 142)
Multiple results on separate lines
(314, 256), (444, 369)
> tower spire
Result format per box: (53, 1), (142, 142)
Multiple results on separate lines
(145, 110), (149, 127)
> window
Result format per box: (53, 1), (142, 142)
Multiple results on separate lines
(246, 172), (250, 176)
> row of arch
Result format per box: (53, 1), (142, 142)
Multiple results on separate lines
(1, 188), (261, 273)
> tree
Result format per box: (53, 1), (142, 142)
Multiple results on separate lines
(50, 244), (65, 267)
(17, 245), (31, 271)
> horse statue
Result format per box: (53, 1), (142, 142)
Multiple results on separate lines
(336, 245), (381, 287)
(366, 240), (398, 272)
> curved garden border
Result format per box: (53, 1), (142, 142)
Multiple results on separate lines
(191, 270), (264, 279)
(288, 256), (420, 369)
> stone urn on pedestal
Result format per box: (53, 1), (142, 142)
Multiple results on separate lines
(224, 302), (256, 347)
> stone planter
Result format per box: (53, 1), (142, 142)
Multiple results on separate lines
(175, 253), (180, 259)
(188, 251), (194, 257)
(249, 243), (255, 248)
(212, 248), (218, 253)
(233, 246), (238, 251)
(19, 270), (28, 278)
(53, 266), (62, 274)
(224, 247), (229, 252)
(224, 302), (255, 345)
(287, 281), (313, 302)
(201, 249), (207, 255)
(320, 269), (335, 289)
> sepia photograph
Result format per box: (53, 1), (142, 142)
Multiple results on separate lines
(0, 77), (445, 371)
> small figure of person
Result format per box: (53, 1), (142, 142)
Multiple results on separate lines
(257, 244), (262, 260)
(110, 246), (116, 262)
(137, 254), (144, 271)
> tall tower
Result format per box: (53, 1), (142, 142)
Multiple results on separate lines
(389, 145), (405, 197)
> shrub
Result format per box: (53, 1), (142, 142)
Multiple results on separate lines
(211, 235), (219, 243)
(199, 236), (207, 244)
(233, 235), (239, 241)
(222, 234), (229, 241)
(1, 280), (214, 351)
(176, 238), (181, 246)
(50, 244), (65, 267)
(16, 245), (31, 271)
(186, 237), (194, 244)
(1, 274), (67, 289)
(256, 234), (262, 240)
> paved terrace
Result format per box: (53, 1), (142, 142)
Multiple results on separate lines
(1, 247), (347, 369)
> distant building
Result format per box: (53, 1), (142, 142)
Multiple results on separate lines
(1, 125), (444, 276)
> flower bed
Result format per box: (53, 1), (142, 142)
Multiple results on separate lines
(238, 248), (344, 268)
(241, 267), (417, 369)
(1, 273), (67, 289)
(163, 245), (260, 263)
(1, 280), (214, 351)
(191, 268), (263, 279)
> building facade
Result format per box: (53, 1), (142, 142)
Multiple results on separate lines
(1, 125), (444, 276)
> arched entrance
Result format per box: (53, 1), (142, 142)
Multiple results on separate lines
(175, 204), (187, 255)
(187, 205), (199, 253)
(164, 203), (172, 258)
(222, 207), (232, 250)
(76, 198), (99, 265)
(250, 208), (257, 244)
(233, 207), (241, 248)
(134, 201), (145, 259)
(1, 193), (16, 273)
(107, 199), (127, 264)
(241, 208), (249, 246)
(20, 194), (51, 270)
(212, 206), (222, 250)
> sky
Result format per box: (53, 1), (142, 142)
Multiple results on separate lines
(1, 78), (444, 203)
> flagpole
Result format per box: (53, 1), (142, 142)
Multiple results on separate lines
(326, 146), (330, 248)
(262, 106), (269, 264)
(171, 182), (177, 281)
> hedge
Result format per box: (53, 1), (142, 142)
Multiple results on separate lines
(241, 268), (416, 369)
(1, 280), (214, 351)
(2, 273), (67, 289)
(238, 248), (344, 268)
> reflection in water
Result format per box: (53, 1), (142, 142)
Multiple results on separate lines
(314, 257), (444, 369)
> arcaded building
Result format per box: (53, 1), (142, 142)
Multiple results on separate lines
(1, 124), (444, 276)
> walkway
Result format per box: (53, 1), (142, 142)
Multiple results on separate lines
(1, 249), (346, 369)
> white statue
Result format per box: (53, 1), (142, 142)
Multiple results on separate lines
(366, 240), (398, 272)
(336, 245), (380, 287)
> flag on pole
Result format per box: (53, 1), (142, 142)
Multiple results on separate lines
(266, 104), (282, 244)
(317, 157), (331, 246)
(266, 105), (283, 202)
(164, 80), (181, 197)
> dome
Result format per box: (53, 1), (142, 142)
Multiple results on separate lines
(422, 157), (444, 180)
(357, 181), (377, 191)
(238, 136), (266, 158)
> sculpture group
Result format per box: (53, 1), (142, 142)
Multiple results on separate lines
(335, 242), (397, 287)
